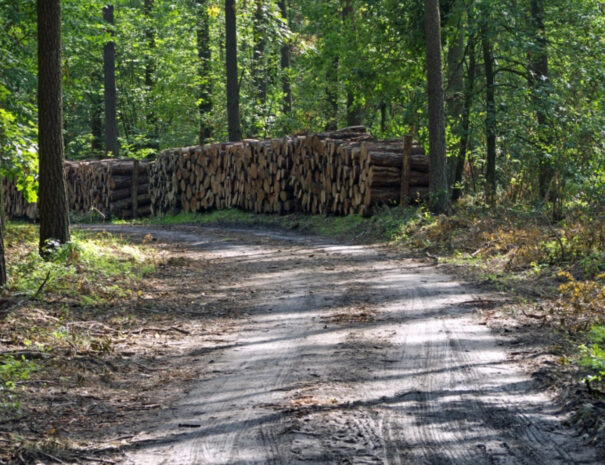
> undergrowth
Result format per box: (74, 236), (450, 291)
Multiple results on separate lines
(0, 224), (159, 419)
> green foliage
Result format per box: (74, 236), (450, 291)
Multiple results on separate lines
(0, 355), (38, 410)
(5, 224), (156, 305)
(579, 326), (605, 388)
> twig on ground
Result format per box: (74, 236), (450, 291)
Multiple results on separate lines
(130, 326), (190, 335)
(40, 451), (67, 464)
(33, 271), (52, 299)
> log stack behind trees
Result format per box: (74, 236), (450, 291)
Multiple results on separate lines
(4, 127), (430, 220)
(3, 159), (150, 220)
(150, 126), (429, 217)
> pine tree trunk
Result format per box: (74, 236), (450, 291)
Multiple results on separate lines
(144, 0), (158, 147)
(225, 0), (242, 141)
(278, 0), (292, 115)
(37, 0), (70, 254)
(252, 0), (267, 132)
(325, 57), (339, 131)
(482, 24), (496, 203)
(424, 0), (449, 213)
(529, 0), (553, 200)
(446, 3), (465, 191)
(196, 0), (212, 144)
(0, 211), (6, 286)
(452, 34), (476, 201)
(103, 4), (119, 157)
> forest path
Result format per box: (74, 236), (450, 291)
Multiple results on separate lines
(86, 224), (599, 465)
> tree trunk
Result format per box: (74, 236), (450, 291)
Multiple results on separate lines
(452, 33), (476, 201)
(0, 209), (6, 286)
(37, 0), (70, 254)
(225, 0), (242, 141)
(325, 56), (339, 131)
(424, 0), (449, 213)
(196, 0), (212, 144)
(252, 0), (267, 104)
(342, 0), (362, 127)
(144, 0), (158, 147)
(481, 23), (496, 203)
(446, 2), (465, 191)
(103, 4), (119, 157)
(529, 0), (553, 200)
(278, 0), (292, 115)
(90, 83), (103, 152)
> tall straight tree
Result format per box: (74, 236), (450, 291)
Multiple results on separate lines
(278, 0), (292, 115)
(196, 0), (212, 144)
(529, 0), (552, 200)
(144, 0), (158, 146)
(481, 20), (496, 203)
(225, 0), (242, 141)
(424, 0), (449, 213)
(37, 0), (70, 254)
(103, 4), (119, 157)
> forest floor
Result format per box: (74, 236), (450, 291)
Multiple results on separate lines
(0, 221), (603, 464)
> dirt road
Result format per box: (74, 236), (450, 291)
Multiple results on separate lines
(90, 224), (599, 464)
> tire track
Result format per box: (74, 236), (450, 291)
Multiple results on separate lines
(84, 225), (600, 465)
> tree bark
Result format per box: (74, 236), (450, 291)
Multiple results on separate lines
(0, 209), (6, 286)
(424, 0), (449, 213)
(103, 4), (119, 157)
(481, 23), (496, 203)
(278, 0), (292, 115)
(251, 0), (267, 136)
(446, 2), (465, 192)
(225, 0), (242, 141)
(529, 0), (553, 200)
(90, 82), (103, 152)
(325, 56), (339, 131)
(452, 33), (476, 201)
(37, 0), (70, 254)
(196, 0), (212, 144)
(144, 0), (158, 147)
(342, 0), (362, 127)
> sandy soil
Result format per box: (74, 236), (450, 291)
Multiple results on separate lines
(84, 224), (601, 465)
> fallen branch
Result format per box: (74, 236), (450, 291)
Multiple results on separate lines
(130, 326), (190, 335)
(33, 270), (52, 299)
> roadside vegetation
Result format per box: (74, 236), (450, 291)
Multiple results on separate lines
(0, 224), (166, 463)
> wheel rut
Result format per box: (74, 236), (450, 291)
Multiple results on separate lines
(83, 224), (601, 465)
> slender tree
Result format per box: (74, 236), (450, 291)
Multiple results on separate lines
(225, 0), (242, 141)
(529, 0), (553, 200)
(37, 0), (70, 254)
(342, 0), (362, 126)
(452, 33), (476, 201)
(144, 0), (158, 147)
(196, 0), (212, 144)
(424, 0), (449, 212)
(103, 4), (119, 157)
(250, 0), (267, 136)
(0, 212), (6, 286)
(278, 0), (292, 116)
(481, 21), (496, 203)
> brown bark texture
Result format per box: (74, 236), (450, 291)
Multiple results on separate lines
(225, 0), (242, 141)
(424, 0), (449, 213)
(37, 0), (70, 253)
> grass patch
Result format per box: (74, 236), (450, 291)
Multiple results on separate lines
(5, 224), (156, 306)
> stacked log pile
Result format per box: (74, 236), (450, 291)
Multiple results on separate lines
(150, 127), (430, 217)
(150, 139), (297, 216)
(3, 159), (150, 220)
(1, 177), (39, 220)
(289, 128), (429, 216)
(3, 127), (430, 220)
